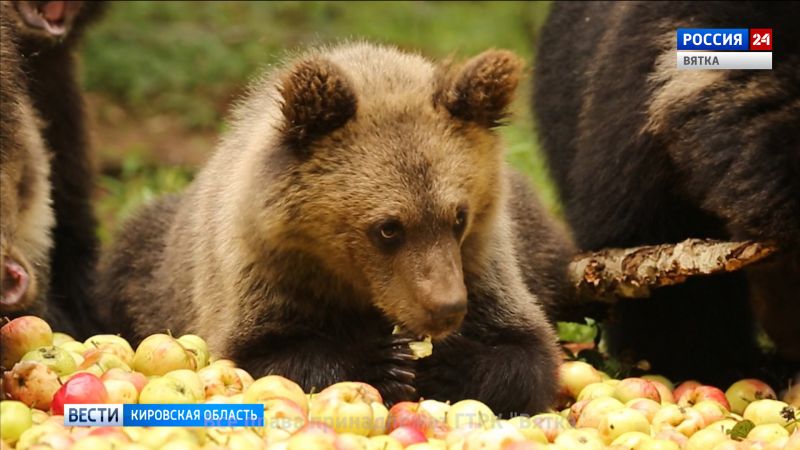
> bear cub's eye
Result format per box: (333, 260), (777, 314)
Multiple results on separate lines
(454, 206), (468, 237)
(370, 219), (405, 251)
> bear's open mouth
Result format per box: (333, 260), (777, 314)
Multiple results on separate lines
(2, 257), (30, 307)
(14, 1), (83, 37)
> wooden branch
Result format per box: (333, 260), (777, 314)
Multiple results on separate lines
(569, 239), (778, 302)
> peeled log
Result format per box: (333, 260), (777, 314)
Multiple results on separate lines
(569, 239), (777, 301)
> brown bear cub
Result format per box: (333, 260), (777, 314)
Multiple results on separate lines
(5, 0), (107, 337)
(99, 43), (567, 414)
(0, 4), (54, 321)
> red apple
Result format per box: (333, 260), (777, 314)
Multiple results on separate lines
(2, 361), (61, 410)
(677, 385), (730, 410)
(673, 381), (701, 401)
(388, 426), (427, 447)
(0, 316), (53, 368)
(387, 402), (433, 436)
(725, 379), (777, 415)
(51, 373), (109, 415)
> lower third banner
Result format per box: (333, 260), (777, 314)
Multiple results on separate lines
(64, 404), (264, 427)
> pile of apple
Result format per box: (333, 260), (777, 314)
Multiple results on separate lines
(1, 316), (798, 450)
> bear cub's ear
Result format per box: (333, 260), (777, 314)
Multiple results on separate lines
(279, 57), (357, 149)
(435, 50), (523, 128)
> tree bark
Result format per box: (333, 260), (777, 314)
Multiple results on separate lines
(569, 239), (777, 301)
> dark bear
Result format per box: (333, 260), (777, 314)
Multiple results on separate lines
(1, 2), (54, 320)
(97, 43), (573, 414)
(533, 1), (800, 384)
(6, 0), (107, 337)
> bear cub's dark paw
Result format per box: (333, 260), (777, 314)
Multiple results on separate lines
(364, 333), (418, 406)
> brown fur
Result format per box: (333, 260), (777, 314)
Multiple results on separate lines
(4, 0), (106, 337)
(0, 3), (54, 319)
(99, 43), (566, 414)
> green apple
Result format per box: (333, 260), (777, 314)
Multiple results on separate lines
(244, 375), (308, 414)
(637, 438), (681, 450)
(132, 334), (195, 376)
(530, 413), (570, 442)
(198, 364), (245, 397)
(84, 335), (135, 366)
(310, 382), (375, 436)
(554, 428), (604, 449)
(368, 435), (404, 450)
(103, 379), (139, 404)
(506, 416), (548, 443)
(335, 433), (371, 450)
(446, 399), (495, 431)
(651, 404), (705, 437)
(164, 369), (205, 400)
(0, 316), (53, 368)
(575, 397), (624, 428)
(0, 401), (33, 444)
(369, 402), (389, 437)
(597, 408), (650, 444)
(461, 425), (525, 450)
(609, 431), (652, 448)
(51, 333), (75, 346)
(79, 349), (131, 373)
(58, 341), (88, 355)
(137, 427), (199, 448)
(625, 398), (661, 422)
(177, 335), (210, 369)
(747, 423), (789, 443)
(138, 376), (198, 404)
(577, 382), (616, 401)
(743, 399), (796, 431)
(684, 427), (727, 450)
(21, 346), (77, 376)
(725, 379), (777, 415)
(559, 361), (605, 399)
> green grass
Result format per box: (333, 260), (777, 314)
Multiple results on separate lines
(81, 1), (558, 238)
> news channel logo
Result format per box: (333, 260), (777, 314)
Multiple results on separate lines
(677, 28), (772, 70)
(64, 404), (264, 427)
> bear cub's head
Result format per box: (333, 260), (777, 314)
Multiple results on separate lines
(267, 44), (522, 338)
